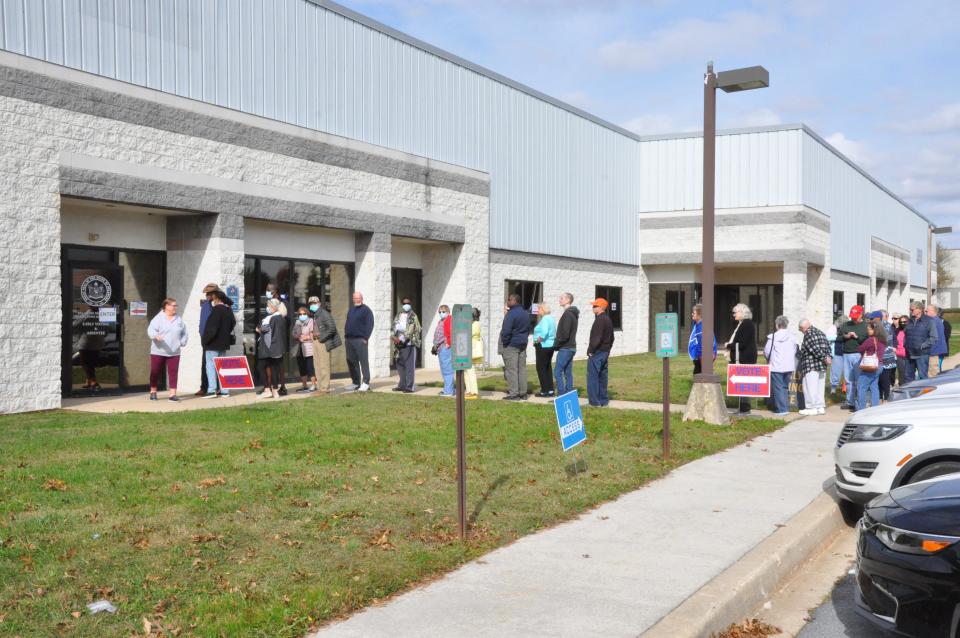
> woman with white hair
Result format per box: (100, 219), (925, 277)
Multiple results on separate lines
(726, 303), (758, 416)
(764, 315), (797, 416)
(256, 298), (286, 399)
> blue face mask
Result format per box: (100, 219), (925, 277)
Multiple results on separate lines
(439, 311), (448, 319)
(298, 315), (309, 322)
(309, 304), (320, 312)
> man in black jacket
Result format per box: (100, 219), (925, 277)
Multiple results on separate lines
(553, 292), (579, 395)
(201, 291), (237, 398)
(586, 298), (614, 407)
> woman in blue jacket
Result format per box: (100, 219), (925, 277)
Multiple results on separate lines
(533, 303), (557, 397)
(687, 304), (716, 376)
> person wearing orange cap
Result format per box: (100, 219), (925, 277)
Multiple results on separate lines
(586, 298), (614, 407)
(839, 304), (869, 410)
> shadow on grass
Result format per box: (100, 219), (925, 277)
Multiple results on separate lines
(565, 456), (589, 478)
(469, 474), (510, 525)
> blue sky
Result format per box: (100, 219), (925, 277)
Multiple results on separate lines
(339, 0), (960, 247)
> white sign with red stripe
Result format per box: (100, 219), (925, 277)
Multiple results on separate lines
(726, 364), (771, 398)
(214, 356), (255, 390)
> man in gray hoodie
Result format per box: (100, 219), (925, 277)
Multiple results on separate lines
(553, 292), (579, 395)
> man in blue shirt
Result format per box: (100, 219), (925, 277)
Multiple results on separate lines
(500, 294), (531, 400)
(344, 291), (374, 391)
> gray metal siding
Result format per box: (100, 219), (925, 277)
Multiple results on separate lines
(638, 128), (802, 213)
(0, 0), (639, 264)
(801, 131), (928, 287)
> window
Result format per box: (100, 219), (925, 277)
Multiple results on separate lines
(504, 280), (542, 329)
(856, 293), (865, 308)
(595, 285), (623, 330)
(832, 291), (844, 318)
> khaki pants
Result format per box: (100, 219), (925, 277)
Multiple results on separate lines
(312, 339), (331, 391)
(464, 365), (479, 396)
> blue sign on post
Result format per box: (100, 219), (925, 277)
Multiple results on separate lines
(554, 390), (586, 452)
(226, 284), (240, 309)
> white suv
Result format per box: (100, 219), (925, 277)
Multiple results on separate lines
(834, 397), (960, 504)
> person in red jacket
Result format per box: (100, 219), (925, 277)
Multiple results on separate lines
(433, 305), (455, 396)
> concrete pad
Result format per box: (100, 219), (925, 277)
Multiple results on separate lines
(310, 417), (843, 638)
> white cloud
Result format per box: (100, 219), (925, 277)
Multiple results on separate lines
(895, 102), (960, 134)
(825, 132), (879, 169)
(597, 12), (780, 71)
(725, 107), (782, 128)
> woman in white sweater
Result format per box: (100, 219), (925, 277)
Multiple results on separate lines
(147, 298), (189, 402)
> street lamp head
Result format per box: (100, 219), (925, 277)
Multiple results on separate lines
(932, 226), (953, 235)
(716, 65), (769, 93)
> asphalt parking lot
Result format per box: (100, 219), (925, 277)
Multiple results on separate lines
(797, 573), (897, 638)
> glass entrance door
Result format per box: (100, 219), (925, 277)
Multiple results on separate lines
(65, 263), (124, 395)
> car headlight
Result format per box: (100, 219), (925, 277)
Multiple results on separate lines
(847, 424), (911, 442)
(903, 386), (936, 398)
(875, 524), (960, 555)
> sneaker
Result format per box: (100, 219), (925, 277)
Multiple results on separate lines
(149, 392), (158, 401)
(798, 408), (818, 416)
(278, 386), (288, 396)
(817, 407), (826, 415)
(296, 387), (310, 394)
(391, 387), (404, 392)
(168, 396), (180, 402)
(773, 411), (790, 416)
(308, 386), (318, 393)
(202, 393), (219, 399)
(344, 384), (359, 391)
(502, 395), (520, 401)
(258, 391), (273, 399)
(358, 383), (370, 392)
(194, 390), (206, 397)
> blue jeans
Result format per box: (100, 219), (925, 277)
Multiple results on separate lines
(586, 351), (609, 406)
(205, 350), (228, 396)
(843, 353), (861, 406)
(856, 368), (880, 410)
(770, 371), (791, 413)
(438, 346), (455, 395)
(829, 358), (842, 391)
(905, 356), (929, 383)
(554, 348), (575, 395)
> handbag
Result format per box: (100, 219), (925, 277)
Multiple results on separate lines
(860, 337), (880, 372)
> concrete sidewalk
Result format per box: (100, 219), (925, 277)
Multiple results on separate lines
(310, 412), (843, 638)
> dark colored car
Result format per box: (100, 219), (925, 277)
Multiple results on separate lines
(856, 475), (960, 637)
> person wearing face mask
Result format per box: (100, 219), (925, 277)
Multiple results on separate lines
(200, 290), (236, 399)
(256, 298), (286, 399)
(344, 291), (374, 392)
(307, 295), (341, 394)
(291, 306), (319, 393)
(463, 307), (483, 399)
(266, 286), (289, 396)
(391, 298), (422, 393)
(433, 305), (455, 396)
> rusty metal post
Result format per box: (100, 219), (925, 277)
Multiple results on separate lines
(456, 370), (467, 540)
(696, 63), (720, 385)
(663, 356), (671, 459)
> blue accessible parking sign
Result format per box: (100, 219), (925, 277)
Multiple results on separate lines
(554, 390), (586, 451)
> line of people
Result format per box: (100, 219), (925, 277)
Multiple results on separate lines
(694, 300), (952, 417)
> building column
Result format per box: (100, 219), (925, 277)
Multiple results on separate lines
(782, 260), (809, 335)
(354, 232), (392, 378)
(166, 213), (244, 392)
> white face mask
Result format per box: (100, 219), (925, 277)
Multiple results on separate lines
(402, 304), (412, 312)
(439, 311), (448, 319)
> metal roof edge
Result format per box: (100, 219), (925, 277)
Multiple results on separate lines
(635, 123), (804, 142)
(307, 0), (643, 142)
(798, 124), (933, 227)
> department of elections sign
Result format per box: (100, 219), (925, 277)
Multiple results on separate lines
(553, 390), (586, 451)
(80, 275), (112, 307)
(655, 312), (679, 358)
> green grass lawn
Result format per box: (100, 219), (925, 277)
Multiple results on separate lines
(0, 394), (781, 637)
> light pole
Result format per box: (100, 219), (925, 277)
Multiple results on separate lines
(685, 62), (769, 425)
(928, 225), (953, 305)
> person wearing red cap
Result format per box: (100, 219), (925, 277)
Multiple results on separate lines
(839, 305), (869, 410)
(586, 298), (614, 407)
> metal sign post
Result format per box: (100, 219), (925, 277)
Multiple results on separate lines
(654, 313), (679, 460)
(451, 304), (473, 540)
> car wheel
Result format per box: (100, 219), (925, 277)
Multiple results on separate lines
(906, 461), (960, 485)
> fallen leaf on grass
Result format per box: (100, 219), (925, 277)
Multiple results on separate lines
(369, 529), (395, 551)
(133, 538), (150, 550)
(71, 611), (81, 618)
(414, 479), (425, 486)
(196, 476), (226, 489)
(247, 439), (263, 450)
(170, 483), (181, 493)
(43, 478), (68, 491)
(191, 533), (222, 544)
(369, 475), (379, 483)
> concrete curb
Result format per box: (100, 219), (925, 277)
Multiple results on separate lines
(641, 492), (846, 638)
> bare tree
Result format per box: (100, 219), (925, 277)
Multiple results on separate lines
(937, 241), (955, 288)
